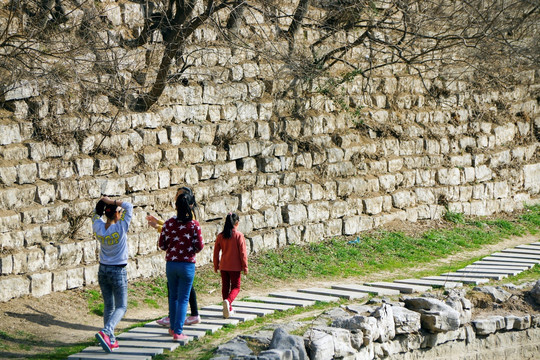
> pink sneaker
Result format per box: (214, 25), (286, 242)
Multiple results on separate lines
(95, 331), (112, 353)
(184, 315), (201, 325)
(110, 340), (119, 351)
(173, 333), (188, 341)
(157, 316), (170, 327)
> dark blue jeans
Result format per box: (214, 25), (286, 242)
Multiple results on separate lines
(166, 261), (195, 335)
(98, 264), (128, 342)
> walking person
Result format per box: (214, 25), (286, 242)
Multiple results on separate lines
(158, 192), (204, 341)
(213, 213), (248, 318)
(92, 196), (133, 353)
(147, 186), (201, 326)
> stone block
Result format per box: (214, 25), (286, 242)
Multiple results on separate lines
(30, 272), (52, 297)
(84, 264), (99, 285)
(363, 196), (383, 215)
(0, 276), (30, 302)
(437, 168), (461, 186)
(475, 165), (493, 182)
(0, 163), (17, 185)
(379, 174), (397, 192)
(204, 196), (239, 218)
(58, 242), (83, 267)
(258, 157), (281, 172)
(213, 161), (237, 178)
(27, 248), (45, 272)
(0, 210), (20, 232)
(55, 179), (80, 201)
(283, 204), (307, 225)
(0, 122), (22, 145)
(524, 163), (540, 194)
(52, 270), (67, 292)
(307, 201), (330, 222)
(0, 254), (13, 275)
(303, 223), (325, 243)
(66, 267), (85, 289)
(34, 180), (56, 205)
(392, 190), (416, 209)
(81, 240), (98, 264)
(0, 144), (28, 161)
(180, 146), (204, 163)
(117, 153), (137, 175)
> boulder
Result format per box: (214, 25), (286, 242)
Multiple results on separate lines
(404, 297), (460, 333)
(270, 327), (308, 360)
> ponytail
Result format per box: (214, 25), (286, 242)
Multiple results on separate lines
(176, 193), (193, 222)
(222, 212), (239, 239)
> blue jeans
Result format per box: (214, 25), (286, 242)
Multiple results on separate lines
(166, 261), (195, 335)
(98, 264), (128, 342)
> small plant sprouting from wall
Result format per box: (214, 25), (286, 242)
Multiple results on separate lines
(313, 69), (365, 126)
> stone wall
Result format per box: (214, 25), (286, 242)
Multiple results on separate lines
(0, 0), (539, 302)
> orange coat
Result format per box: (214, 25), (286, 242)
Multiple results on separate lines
(213, 228), (248, 272)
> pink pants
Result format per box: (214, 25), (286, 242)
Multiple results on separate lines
(220, 270), (241, 310)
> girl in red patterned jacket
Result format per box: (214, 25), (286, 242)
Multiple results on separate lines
(158, 192), (204, 341)
(213, 213), (248, 318)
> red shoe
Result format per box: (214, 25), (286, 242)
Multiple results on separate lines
(110, 340), (119, 351)
(173, 333), (188, 341)
(95, 331), (112, 353)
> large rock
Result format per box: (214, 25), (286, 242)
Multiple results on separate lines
(304, 329), (333, 360)
(270, 327), (308, 360)
(213, 338), (253, 358)
(529, 280), (540, 305)
(473, 286), (511, 303)
(392, 305), (421, 334)
(404, 297), (460, 333)
(309, 326), (355, 358)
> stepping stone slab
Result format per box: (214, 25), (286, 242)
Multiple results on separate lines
(79, 347), (163, 357)
(464, 264), (529, 271)
(183, 323), (223, 333)
(441, 272), (506, 280)
(233, 301), (295, 311)
(472, 260), (535, 269)
(298, 287), (368, 300)
(490, 252), (540, 261)
(422, 276), (489, 285)
(140, 323), (220, 335)
(481, 256), (539, 265)
(502, 248), (540, 256)
(331, 284), (400, 296)
(197, 309), (257, 322)
(68, 354), (151, 360)
(364, 281), (430, 294)
(196, 318), (240, 326)
(516, 245), (540, 251)
(246, 296), (315, 307)
(393, 278), (462, 289)
(269, 291), (339, 303)
(202, 304), (274, 317)
(125, 328), (206, 340)
(458, 267), (522, 276)
(104, 339), (182, 350)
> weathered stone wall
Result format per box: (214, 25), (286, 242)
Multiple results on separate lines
(0, 1), (539, 302)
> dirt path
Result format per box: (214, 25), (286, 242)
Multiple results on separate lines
(0, 233), (538, 358)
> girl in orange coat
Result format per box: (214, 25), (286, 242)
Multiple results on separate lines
(213, 213), (248, 318)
